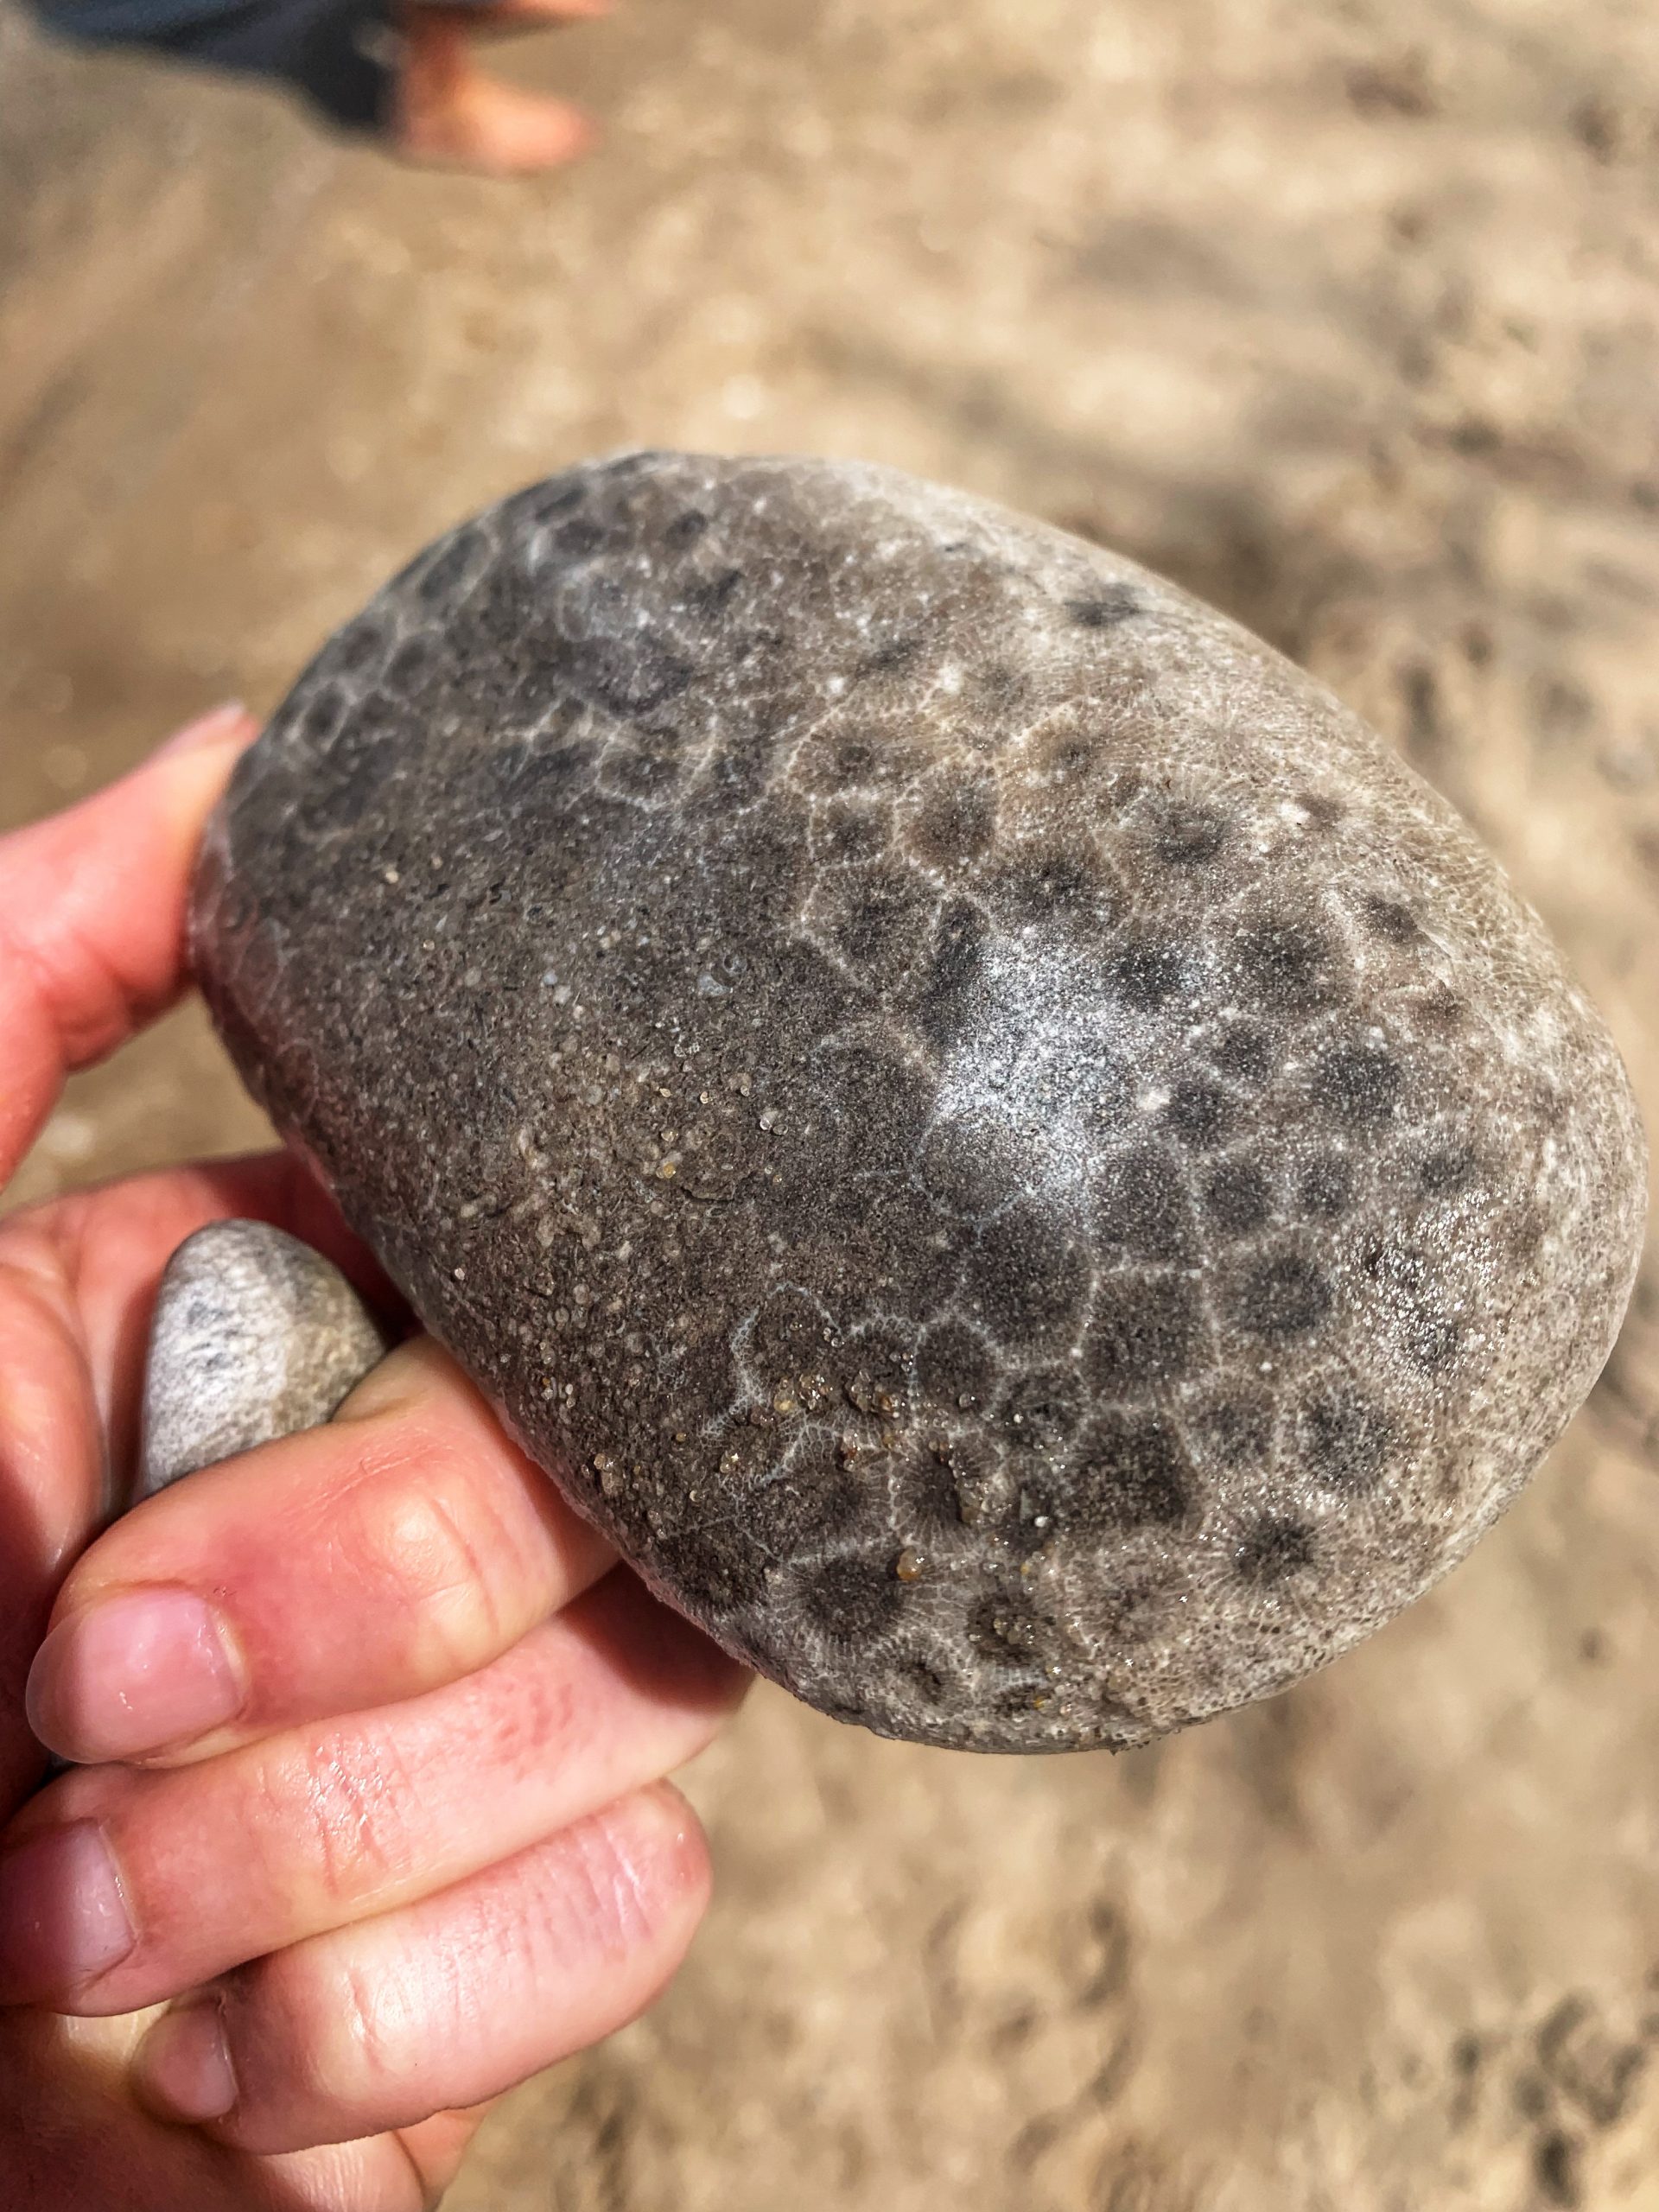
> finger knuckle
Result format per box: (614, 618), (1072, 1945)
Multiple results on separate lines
(339, 1448), (518, 1671)
(263, 1938), (410, 2120)
(254, 1724), (423, 1911)
(332, 1946), (409, 2101)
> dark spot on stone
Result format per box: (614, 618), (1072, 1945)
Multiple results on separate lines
(751, 1287), (832, 1379)
(602, 744), (686, 801)
(862, 633), (924, 674)
(1092, 1146), (1192, 1262)
(414, 526), (489, 607)
(988, 847), (1105, 928)
(664, 509), (709, 546)
(916, 1321), (999, 1411)
(495, 733), (601, 804)
(1237, 1515), (1315, 1583)
(1067, 1414), (1194, 1531)
(325, 619), (389, 681)
(1420, 1144), (1477, 1195)
(919, 1114), (1031, 1219)
(1085, 1274), (1201, 1392)
(842, 1321), (915, 1411)
(1066, 585), (1141, 629)
(1530, 1082), (1570, 1131)
(898, 1440), (982, 1535)
(555, 516), (606, 557)
(1361, 1239), (1427, 1294)
(918, 899), (996, 1053)
(1234, 1255), (1332, 1338)
(973, 661), (1028, 713)
(1508, 1205), (1546, 1262)
(906, 777), (997, 867)
(1090, 1565), (1179, 1646)
(1296, 1154), (1355, 1220)
(964, 1202), (1090, 1345)
(1406, 1316), (1462, 1373)
(295, 682), (348, 752)
(810, 798), (889, 868)
(1364, 894), (1422, 944)
(802, 1554), (904, 1642)
(744, 1459), (863, 1560)
(1205, 1160), (1271, 1236)
(708, 798), (809, 925)
(898, 1656), (950, 1707)
(1238, 917), (1342, 1010)
(1313, 1039), (1403, 1129)
(664, 1333), (739, 1429)
(575, 633), (695, 720)
(817, 862), (933, 982)
(1110, 939), (1186, 1010)
(1033, 727), (1098, 785)
(1299, 1389), (1391, 1488)
(1166, 1078), (1232, 1149)
(850, 1183), (966, 1318)
(1410, 987), (1467, 1035)
(1195, 1394), (1274, 1467)
(687, 567), (744, 618)
(1207, 1024), (1274, 1085)
(991, 1680), (1048, 1719)
(1000, 1370), (1084, 1452)
(295, 720), (397, 833)
(811, 733), (872, 787)
(662, 1520), (770, 1612)
(706, 730), (779, 807)
(819, 1041), (934, 1175)
(938, 1437), (1006, 1528)
(1296, 791), (1346, 830)
(1149, 798), (1229, 864)
(968, 1591), (1049, 1660)
(499, 479), (584, 528)
(382, 632), (442, 696)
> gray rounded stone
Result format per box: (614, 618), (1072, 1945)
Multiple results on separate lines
(137, 1220), (389, 1502)
(190, 451), (1646, 1751)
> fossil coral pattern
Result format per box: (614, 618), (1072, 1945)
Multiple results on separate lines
(193, 454), (1645, 1749)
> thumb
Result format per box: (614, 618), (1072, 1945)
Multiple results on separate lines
(0, 707), (258, 1192)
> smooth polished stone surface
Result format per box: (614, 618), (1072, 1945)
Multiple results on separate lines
(191, 453), (1645, 1749)
(138, 1219), (388, 1501)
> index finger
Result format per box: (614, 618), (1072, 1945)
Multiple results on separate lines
(25, 1337), (616, 1768)
(0, 705), (258, 1191)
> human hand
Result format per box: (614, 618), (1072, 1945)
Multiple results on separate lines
(0, 709), (747, 2209)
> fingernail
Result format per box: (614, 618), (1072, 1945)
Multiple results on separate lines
(137, 1995), (237, 2123)
(28, 1588), (244, 1763)
(155, 702), (252, 758)
(0, 1821), (136, 2000)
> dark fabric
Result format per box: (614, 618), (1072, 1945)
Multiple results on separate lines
(29, 0), (408, 130)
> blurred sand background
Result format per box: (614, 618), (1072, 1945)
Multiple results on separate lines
(3, 1), (1659, 2203)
